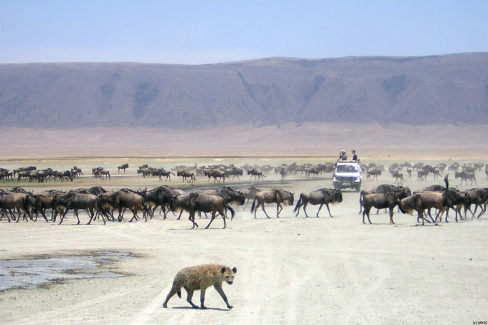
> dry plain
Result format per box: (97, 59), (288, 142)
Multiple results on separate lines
(0, 152), (487, 325)
(0, 123), (488, 324)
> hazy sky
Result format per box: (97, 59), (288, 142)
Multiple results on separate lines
(1, 1), (487, 64)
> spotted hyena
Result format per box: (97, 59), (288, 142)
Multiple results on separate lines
(162, 263), (237, 309)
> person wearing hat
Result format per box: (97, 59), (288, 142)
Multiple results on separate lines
(338, 149), (348, 162)
(352, 150), (358, 162)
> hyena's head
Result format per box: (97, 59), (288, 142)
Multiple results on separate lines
(221, 267), (237, 285)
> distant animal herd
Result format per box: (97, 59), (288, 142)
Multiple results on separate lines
(0, 160), (487, 227)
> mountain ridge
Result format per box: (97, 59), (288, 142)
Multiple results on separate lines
(1, 53), (487, 128)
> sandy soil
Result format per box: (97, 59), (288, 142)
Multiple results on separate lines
(1, 133), (488, 324)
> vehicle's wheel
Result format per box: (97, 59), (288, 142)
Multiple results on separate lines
(355, 185), (361, 192)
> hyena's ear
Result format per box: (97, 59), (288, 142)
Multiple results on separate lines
(221, 267), (226, 274)
(232, 267), (237, 273)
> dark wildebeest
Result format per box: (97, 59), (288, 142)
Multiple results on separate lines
(391, 169), (405, 184)
(159, 170), (175, 181)
(145, 186), (186, 219)
(205, 169), (228, 183)
(250, 188), (294, 219)
(359, 184), (410, 214)
(24, 194), (53, 222)
(71, 166), (83, 177)
(59, 170), (74, 182)
(293, 188), (342, 218)
(464, 188), (488, 219)
(247, 168), (265, 180)
(441, 188), (469, 222)
(226, 167), (243, 180)
(361, 187), (411, 224)
(0, 192), (30, 222)
(398, 175), (451, 225)
(366, 168), (382, 180)
(177, 170), (196, 183)
(417, 169), (429, 181)
(100, 169), (111, 180)
(201, 187), (245, 220)
(98, 190), (150, 222)
(455, 171), (476, 185)
(52, 192), (104, 225)
(170, 192), (235, 229)
(398, 192), (445, 225)
(118, 163), (129, 173)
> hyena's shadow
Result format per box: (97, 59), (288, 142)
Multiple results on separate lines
(171, 306), (230, 312)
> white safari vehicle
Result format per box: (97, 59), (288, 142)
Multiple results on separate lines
(332, 161), (362, 191)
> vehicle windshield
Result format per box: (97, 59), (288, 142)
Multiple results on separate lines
(337, 165), (357, 173)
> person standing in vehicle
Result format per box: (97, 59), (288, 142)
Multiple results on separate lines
(352, 150), (358, 162)
(338, 150), (347, 162)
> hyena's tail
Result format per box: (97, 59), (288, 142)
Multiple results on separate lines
(177, 289), (181, 298)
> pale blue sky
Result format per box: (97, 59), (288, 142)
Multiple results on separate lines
(1, 1), (487, 64)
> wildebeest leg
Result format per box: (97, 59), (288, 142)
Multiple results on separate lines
(434, 209), (444, 223)
(177, 210), (184, 220)
(260, 204), (271, 219)
(117, 207), (125, 222)
(363, 207), (372, 224)
(75, 209), (81, 225)
(302, 201), (310, 218)
(39, 209), (49, 222)
(478, 204), (487, 218)
(322, 203), (334, 218)
(276, 203), (282, 218)
(189, 211), (198, 229)
(129, 208), (139, 222)
(1, 208), (11, 222)
(205, 211), (218, 229)
(418, 210), (425, 225)
(388, 207), (395, 224)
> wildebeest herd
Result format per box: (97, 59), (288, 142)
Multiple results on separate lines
(0, 160), (487, 227)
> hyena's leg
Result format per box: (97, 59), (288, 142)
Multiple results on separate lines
(214, 284), (232, 309)
(200, 287), (207, 309)
(186, 288), (198, 308)
(162, 286), (180, 308)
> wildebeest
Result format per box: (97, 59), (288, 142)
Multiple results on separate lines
(145, 185), (186, 219)
(417, 169), (429, 180)
(170, 192), (234, 229)
(293, 188), (342, 218)
(159, 170), (175, 181)
(226, 167), (243, 179)
(366, 168), (382, 180)
(398, 175), (451, 225)
(24, 194), (54, 222)
(201, 186), (245, 220)
(250, 188), (294, 219)
(464, 188), (488, 219)
(455, 171), (476, 185)
(0, 192), (30, 222)
(177, 170), (196, 183)
(247, 168), (265, 180)
(391, 169), (405, 184)
(52, 192), (104, 225)
(359, 184), (410, 214)
(398, 192), (445, 225)
(71, 166), (83, 177)
(361, 187), (411, 224)
(118, 163), (129, 173)
(98, 190), (150, 222)
(205, 169), (228, 183)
